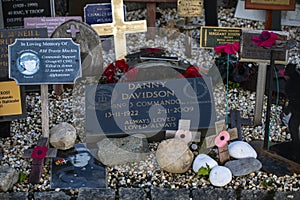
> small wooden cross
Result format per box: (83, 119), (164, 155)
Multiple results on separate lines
(66, 24), (80, 39)
(23, 137), (57, 184)
(91, 0), (147, 60)
(166, 119), (201, 143)
(228, 109), (252, 141)
(205, 120), (238, 165)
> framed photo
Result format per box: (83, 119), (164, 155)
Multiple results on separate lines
(245, 0), (296, 10)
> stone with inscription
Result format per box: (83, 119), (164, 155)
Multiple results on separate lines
(8, 38), (81, 85)
(0, 28), (47, 80)
(85, 77), (215, 136)
(51, 19), (103, 78)
(156, 138), (194, 173)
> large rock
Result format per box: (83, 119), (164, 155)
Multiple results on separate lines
(224, 157), (262, 176)
(156, 139), (194, 173)
(209, 166), (232, 187)
(228, 141), (257, 159)
(97, 135), (149, 166)
(50, 122), (77, 150)
(192, 154), (218, 173)
(0, 166), (19, 192)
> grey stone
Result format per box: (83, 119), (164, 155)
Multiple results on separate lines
(50, 122), (77, 150)
(34, 191), (71, 200)
(97, 135), (149, 166)
(240, 190), (271, 200)
(156, 139), (194, 173)
(274, 191), (300, 200)
(0, 192), (28, 200)
(51, 19), (103, 79)
(151, 187), (190, 200)
(0, 166), (19, 192)
(77, 188), (115, 200)
(192, 188), (237, 200)
(119, 188), (147, 200)
(224, 157), (262, 176)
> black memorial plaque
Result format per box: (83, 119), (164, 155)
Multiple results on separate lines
(240, 30), (288, 64)
(0, 28), (47, 80)
(86, 77), (216, 136)
(1, 0), (53, 28)
(9, 38), (81, 85)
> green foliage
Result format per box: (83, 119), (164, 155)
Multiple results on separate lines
(197, 163), (211, 177)
(19, 172), (27, 183)
(228, 80), (240, 90)
(261, 180), (275, 189)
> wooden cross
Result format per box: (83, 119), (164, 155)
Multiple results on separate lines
(23, 137), (57, 184)
(205, 120), (238, 165)
(228, 109), (252, 141)
(91, 0), (147, 60)
(66, 24), (80, 39)
(165, 119), (201, 143)
(124, 0), (177, 39)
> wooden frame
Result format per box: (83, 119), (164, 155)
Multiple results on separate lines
(245, 0), (296, 11)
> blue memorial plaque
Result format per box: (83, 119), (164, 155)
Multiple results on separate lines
(8, 38), (81, 85)
(86, 77), (216, 136)
(84, 3), (126, 25)
(0, 28), (47, 80)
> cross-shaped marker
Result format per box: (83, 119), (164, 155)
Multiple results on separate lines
(205, 120), (238, 165)
(66, 24), (80, 39)
(166, 119), (201, 143)
(23, 137), (57, 184)
(91, 0), (147, 60)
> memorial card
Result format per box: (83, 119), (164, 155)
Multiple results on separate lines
(51, 143), (106, 189)
(86, 77), (216, 137)
(8, 38), (81, 85)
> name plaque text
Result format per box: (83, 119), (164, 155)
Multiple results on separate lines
(86, 77), (216, 135)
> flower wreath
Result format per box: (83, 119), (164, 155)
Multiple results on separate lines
(100, 48), (203, 84)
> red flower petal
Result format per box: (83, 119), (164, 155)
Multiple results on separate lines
(146, 48), (162, 53)
(185, 66), (202, 78)
(103, 63), (116, 77)
(251, 31), (278, 48)
(214, 45), (226, 54)
(115, 59), (129, 72)
(31, 146), (48, 159)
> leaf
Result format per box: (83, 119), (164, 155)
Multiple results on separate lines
(197, 163), (211, 176)
(19, 172), (27, 183)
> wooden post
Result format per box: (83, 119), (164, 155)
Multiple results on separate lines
(41, 85), (49, 138)
(92, 0), (147, 59)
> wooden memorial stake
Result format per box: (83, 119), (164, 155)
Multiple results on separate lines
(228, 109), (252, 141)
(23, 137), (57, 184)
(91, 0), (147, 60)
(205, 120), (238, 164)
(165, 119), (201, 143)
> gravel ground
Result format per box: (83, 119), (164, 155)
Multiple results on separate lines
(0, 5), (299, 194)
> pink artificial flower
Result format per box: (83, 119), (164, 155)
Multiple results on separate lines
(125, 67), (138, 82)
(214, 42), (240, 55)
(214, 131), (230, 148)
(31, 146), (48, 159)
(251, 30), (278, 48)
(184, 65), (202, 78)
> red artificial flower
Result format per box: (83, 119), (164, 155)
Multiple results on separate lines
(184, 65), (202, 78)
(214, 42), (240, 55)
(31, 146), (48, 159)
(115, 59), (129, 72)
(251, 30), (278, 48)
(103, 63), (117, 83)
(125, 67), (138, 82)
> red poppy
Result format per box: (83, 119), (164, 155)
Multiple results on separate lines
(185, 65), (202, 78)
(115, 59), (129, 72)
(214, 42), (240, 55)
(251, 30), (278, 48)
(31, 146), (48, 159)
(103, 63), (116, 83)
(125, 67), (138, 82)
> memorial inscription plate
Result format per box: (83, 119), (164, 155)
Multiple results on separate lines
(200, 26), (241, 49)
(177, 0), (203, 17)
(86, 77), (216, 136)
(0, 0), (53, 28)
(0, 28), (47, 80)
(9, 38), (81, 85)
(245, 0), (295, 10)
(240, 30), (288, 64)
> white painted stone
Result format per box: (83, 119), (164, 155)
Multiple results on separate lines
(228, 141), (257, 159)
(209, 166), (232, 187)
(192, 154), (218, 173)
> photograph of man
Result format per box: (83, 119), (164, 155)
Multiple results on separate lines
(17, 52), (40, 75)
(51, 143), (106, 189)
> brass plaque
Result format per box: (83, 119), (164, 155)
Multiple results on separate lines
(245, 0), (295, 10)
(0, 81), (22, 116)
(251, 0), (290, 5)
(178, 0), (203, 17)
(240, 29), (288, 64)
(200, 26), (241, 49)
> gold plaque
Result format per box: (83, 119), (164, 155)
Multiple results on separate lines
(245, 0), (295, 10)
(178, 0), (203, 17)
(0, 81), (22, 116)
(251, 0), (290, 5)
